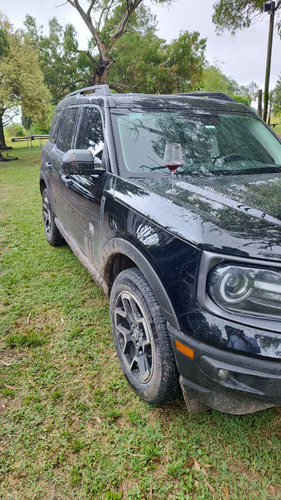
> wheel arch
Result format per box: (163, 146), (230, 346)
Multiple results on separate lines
(101, 238), (180, 330)
(39, 173), (47, 194)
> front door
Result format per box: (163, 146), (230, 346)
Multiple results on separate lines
(58, 105), (108, 265)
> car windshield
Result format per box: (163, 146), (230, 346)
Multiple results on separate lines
(111, 109), (281, 177)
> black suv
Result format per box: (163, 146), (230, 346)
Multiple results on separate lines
(40, 85), (281, 415)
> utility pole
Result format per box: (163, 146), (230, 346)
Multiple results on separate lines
(263, 1), (281, 122)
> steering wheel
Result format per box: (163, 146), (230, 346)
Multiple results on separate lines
(222, 153), (246, 164)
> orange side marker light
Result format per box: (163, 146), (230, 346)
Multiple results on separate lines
(175, 340), (195, 359)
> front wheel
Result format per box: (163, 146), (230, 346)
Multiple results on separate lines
(110, 268), (179, 404)
(42, 188), (65, 246)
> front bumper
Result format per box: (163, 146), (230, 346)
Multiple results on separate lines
(168, 324), (281, 414)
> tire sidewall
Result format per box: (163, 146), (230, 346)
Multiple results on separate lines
(110, 268), (176, 404)
(42, 188), (64, 246)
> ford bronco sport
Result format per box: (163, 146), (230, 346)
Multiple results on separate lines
(40, 85), (281, 414)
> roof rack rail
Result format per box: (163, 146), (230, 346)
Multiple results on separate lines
(66, 84), (111, 98)
(179, 92), (235, 102)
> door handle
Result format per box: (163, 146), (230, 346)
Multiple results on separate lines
(45, 161), (53, 169)
(60, 174), (73, 187)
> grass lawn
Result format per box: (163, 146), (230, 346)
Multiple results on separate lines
(1, 145), (281, 500)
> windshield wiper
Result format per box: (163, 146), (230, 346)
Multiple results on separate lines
(213, 165), (281, 176)
(181, 165), (281, 177)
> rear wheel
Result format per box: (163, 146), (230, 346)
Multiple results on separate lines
(42, 188), (65, 246)
(110, 267), (180, 404)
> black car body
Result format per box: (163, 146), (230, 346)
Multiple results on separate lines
(40, 85), (281, 414)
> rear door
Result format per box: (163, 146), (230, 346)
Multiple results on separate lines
(48, 105), (80, 235)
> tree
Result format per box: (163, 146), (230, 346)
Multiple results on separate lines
(212, 0), (281, 35)
(201, 63), (239, 95)
(64, 0), (175, 86)
(165, 31), (206, 92)
(25, 5), (205, 98)
(108, 29), (168, 92)
(108, 29), (206, 93)
(212, 0), (281, 121)
(201, 63), (258, 105)
(0, 14), (51, 149)
(272, 74), (281, 116)
(24, 16), (91, 104)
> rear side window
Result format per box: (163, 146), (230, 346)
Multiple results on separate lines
(49, 110), (61, 143)
(56, 107), (79, 152)
(75, 107), (104, 165)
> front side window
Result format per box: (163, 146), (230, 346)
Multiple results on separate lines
(56, 107), (79, 152)
(75, 107), (104, 166)
(111, 110), (281, 176)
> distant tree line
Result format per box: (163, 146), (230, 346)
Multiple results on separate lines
(0, 0), (280, 149)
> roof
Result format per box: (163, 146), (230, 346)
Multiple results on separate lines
(58, 84), (250, 114)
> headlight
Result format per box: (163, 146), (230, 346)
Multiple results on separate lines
(207, 264), (281, 319)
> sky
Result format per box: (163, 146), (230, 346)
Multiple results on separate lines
(1, 0), (280, 90)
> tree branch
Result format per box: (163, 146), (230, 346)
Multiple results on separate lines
(108, 81), (138, 93)
(87, 0), (96, 18)
(85, 50), (99, 68)
(111, 0), (144, 41)
(66, 0), (106, 59)
(97, 0), (116, 31)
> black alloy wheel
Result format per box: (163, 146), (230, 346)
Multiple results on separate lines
(110, 267), (179, 404)
(42, 188), (65, 246)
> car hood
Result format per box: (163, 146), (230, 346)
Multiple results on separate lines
(113, 171), (281, 261)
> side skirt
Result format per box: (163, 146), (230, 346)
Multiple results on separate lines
(55, 217), (108, 296)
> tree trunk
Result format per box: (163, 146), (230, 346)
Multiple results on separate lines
(87, 53), (113, 86)
(89, 66), (108, 86)
(0, 112), (7, 149)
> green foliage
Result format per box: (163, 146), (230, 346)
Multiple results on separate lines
(212, 0), (281, 35)
(109, 30), (206, 93)
(27, 105), (55, 135)
(109, 30), (165, 92)
(65, 0), (180, 85)
(98, 2), (158, 46)
(0, 27), (9, 57)
(230, 94), (251, 106)
(5, 124), (25, 138)
(201, 63), (239, 94)
(0, 14), (51, 146)
(273, 74), (281, 116)
(24, 3), (204, 97)
(239, 81), (260, 103)
(165, 31), (206, 92)
(24, 16), (91, 104)
(200, 63), (258, 105)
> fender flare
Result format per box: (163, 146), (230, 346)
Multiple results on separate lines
(101, 237), (180, 330)
(39, 171), (48, 193)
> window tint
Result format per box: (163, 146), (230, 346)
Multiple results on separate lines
(56, 107), (79, 152)
(76, 107), (104, 165)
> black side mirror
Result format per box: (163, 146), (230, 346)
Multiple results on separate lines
(62, 149), (104, 176)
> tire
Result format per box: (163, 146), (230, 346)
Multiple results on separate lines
(110, 267), (180, 404)
(42, 188), (65, 246)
